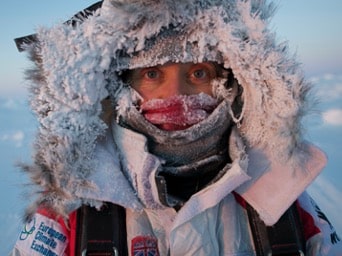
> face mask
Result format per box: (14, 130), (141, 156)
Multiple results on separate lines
(140, 93), (219, 131)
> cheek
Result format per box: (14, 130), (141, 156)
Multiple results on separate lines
(138, 92), (156, 102)
(131, 86), (157, 103)
(195, 84), (213, 96)
(204, 86), (213, 96)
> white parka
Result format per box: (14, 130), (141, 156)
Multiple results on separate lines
(90, 121), (333, 255)
(12, 0), (341, 255)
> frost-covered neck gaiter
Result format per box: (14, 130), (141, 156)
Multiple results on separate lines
(117, 92), (233, 208)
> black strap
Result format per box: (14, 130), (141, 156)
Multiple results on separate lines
(75, 203), (128, 256)
(247, 203), (306, 256)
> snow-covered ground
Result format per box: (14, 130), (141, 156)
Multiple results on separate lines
(1, 73), (341, 254)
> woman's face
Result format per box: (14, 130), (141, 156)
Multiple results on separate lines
(129, 62), (219, 102)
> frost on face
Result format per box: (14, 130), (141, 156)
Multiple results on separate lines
(140, 93), (219, 130)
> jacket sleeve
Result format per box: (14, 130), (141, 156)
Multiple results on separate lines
(297, 192), (341, 255)
(8, 208), (77, 256)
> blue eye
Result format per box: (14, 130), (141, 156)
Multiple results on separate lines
(193, 69), (207, 79)
(145, 70), (159, 79)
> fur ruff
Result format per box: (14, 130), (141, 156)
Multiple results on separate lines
(22, 0), (312, 218)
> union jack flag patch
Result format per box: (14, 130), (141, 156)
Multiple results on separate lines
(131, 236), (159, 256)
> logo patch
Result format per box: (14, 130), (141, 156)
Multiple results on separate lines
(131, 236), (159, 256)
(14, 213), (68, 256)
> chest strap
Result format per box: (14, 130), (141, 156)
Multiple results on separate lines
(247, 202), (306, 256)
(75, 203), (128, 256)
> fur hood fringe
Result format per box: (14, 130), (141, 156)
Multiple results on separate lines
(20, 0), (315, 218)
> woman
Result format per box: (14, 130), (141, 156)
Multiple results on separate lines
(11, 0), (340, 255)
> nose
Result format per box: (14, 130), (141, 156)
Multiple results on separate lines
(159, 70), (189, 98)
(163, 77), (184, 97)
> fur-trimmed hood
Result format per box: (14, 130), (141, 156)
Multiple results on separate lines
(19, 0), (321, 218)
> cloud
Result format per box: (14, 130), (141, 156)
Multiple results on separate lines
(1, 131), (25, 147)
(322, 109), (342, 126)
(310, 73), (342, 101)
(319, 84), (342, 100)
(323, 73), (336, 81)
(1, 98), (19, 110)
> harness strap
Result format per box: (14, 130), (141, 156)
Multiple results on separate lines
(247, 203), (306, 256)
(75, 203), (128, 256)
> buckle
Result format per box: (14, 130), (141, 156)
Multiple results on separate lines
(82, 240), (119, 256)
(82, 247), (118, 256)
(268, 250), (305, 256)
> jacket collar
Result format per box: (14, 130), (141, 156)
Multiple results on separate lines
(74, 127), (144, 211)
(236, 143), (327, 225)
(76, 123), (326, 226)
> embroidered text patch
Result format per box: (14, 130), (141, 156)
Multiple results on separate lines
(14, 213), (68, 256)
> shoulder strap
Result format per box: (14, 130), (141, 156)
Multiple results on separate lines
(247, 202), (306, 256)
(75, 203), (128, 256)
